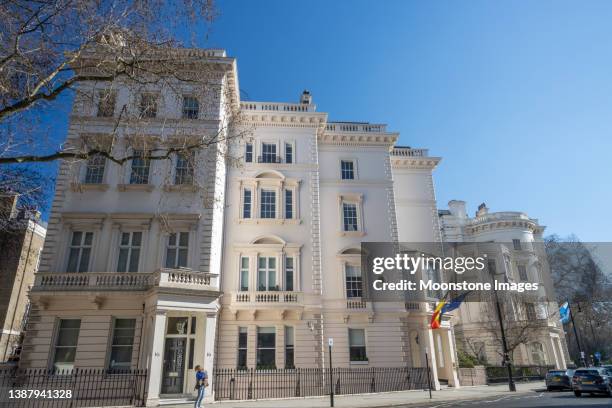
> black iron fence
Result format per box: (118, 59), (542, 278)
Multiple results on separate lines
(485, 365), (554, 384)
(213, 367), (431, 401)
(0, 368), (147, 407)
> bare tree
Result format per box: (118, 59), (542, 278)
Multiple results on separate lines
(545, 235), (612, 363)
(0, 1), (253, 229)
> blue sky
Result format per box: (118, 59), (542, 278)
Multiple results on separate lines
(197, 0), (611, 241)
(23, 1), (611, 241)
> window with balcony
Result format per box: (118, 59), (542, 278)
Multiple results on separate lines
(285, 256), (294, 291)
(285, 326), (294, 369)
(257, 327), (276, 369)
(52, 319), (81, 371)
(174, 152), (194, 185)
(517, 264), (528, 281)
(285, 143), (293, 164)
(237, 327), (248, 369)
(258, 256), (277, 291)
(165, 232), (189, 268)
(240, 257), (249, 291)
(345, 264), (362, 298)
(243, 189), (252, 219)
(108, 318), (136, 371)
(260, 143), (278, 163)
(97, 90), (116, 118)
(342, 203), (358, 232)
(260, 190), (276, 219)
(117, 232), (142, 272)
(66, 231), (93, 272)
(349, 328), (367, 362)
(129, 150), (151, 184)
(182, 96), (199, 119)
(245, 143), (253, 163)
(513, 239), (522, 250)
(285, 189), (293, 219)
(341, 160), (355, 180)
(139, 93), (158, 118)
(84, 154), (106, 184)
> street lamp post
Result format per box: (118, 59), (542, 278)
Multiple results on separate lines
(492, 287), (516, 392)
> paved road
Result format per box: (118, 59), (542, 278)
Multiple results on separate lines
(401, 390), (611, 407)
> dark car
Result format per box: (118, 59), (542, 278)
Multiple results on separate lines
(546, 369), (574, 391)
(572, 367), (612, 397)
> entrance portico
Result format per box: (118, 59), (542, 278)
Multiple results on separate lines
(144, 291), (219, 406)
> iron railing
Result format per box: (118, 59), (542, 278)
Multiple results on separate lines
(485, 365), (554, 384)
(0, 368), (147, 407)
(213, 367), (431, 401)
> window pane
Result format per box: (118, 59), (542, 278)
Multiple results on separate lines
(78, 248), (91, 272)
(53, 347), (76, 363)
(84, 232), (93, 245)
(179, 232), (189, 247)
(188, 338), (195, 369)
(341, 160), (355, 180)
(343, 203), (358, 231)
(71, 232), (82, 246)
(261, 190), (276, 218)
(128, 249), (140, 272)
(165, 248), (176, 268)
(110, 347), (132, 367)
(67, 249), (80, 273)
(117, 248), (129, 272)
(285, 327), (294, 345)
(268, 258), (276, 270)
(167, 317), (189, 335)
(191, 316), (197, 334)
(285, 143), (293, 164)
(56, 329), (80, 346)
(245, 143), (253, 163)
(177, 248), (188, 267)
(285, 189), (293, 219)
(132, 232), (142, 246)
(182, 96), (199, 119)
(120, 232), (130, 246)
(349, 329), (365, 346)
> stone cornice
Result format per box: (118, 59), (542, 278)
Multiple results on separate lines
(319, 132), (398, 147)
(239, 110), (328, 129)
(391, 156), (441, 170)
(464, 218), (543, 235)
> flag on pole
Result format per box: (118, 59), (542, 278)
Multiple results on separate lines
(430, 299), (446, 329)
(559, 301), (570, 324)
(441, 291), (471, 314)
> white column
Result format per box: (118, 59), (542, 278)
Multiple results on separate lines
(443, 328), (460, 388)
(203, 313), (218, 401)
(425, 327), (441, 390)
(146, 311), (167, 407)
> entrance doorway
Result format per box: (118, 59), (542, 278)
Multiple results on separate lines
(161, 316), (198, 395)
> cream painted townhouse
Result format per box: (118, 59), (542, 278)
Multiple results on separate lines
(18, 45), (568, 406)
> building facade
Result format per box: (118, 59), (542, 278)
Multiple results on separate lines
(438, 201), (570, 369)
(216, 93), (459, 388)
(0, 195), (46, 364)
(17, 44), (570, 406)
(20, 47), (238, 406)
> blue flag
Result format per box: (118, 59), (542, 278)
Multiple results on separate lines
(559, 301), (570, 324)
(441, 292), (470, 314)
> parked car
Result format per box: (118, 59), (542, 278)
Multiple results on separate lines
(545, 369), (574, 391)
(572, 367), (612, 397)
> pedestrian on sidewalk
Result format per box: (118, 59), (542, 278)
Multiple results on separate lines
(194, 365), (208, 408)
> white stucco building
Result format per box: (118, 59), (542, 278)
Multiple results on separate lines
(20, 47), (238, 406)
(438, 201), (569, 369)
(18, 44), (569, 406)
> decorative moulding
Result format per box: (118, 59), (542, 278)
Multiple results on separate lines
(117, 184), (155, 192)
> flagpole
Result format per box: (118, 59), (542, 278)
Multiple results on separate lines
(569, 305), (586, 367)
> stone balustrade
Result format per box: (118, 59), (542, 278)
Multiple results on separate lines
(391, 147), (429, 157)
(233, 291), (303, 304)
(325, 122), (387, 133)
(32, 269), (215, 292)
(240, 101), (315, 112)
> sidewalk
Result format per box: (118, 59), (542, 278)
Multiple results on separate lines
(164, 382), (544, 408)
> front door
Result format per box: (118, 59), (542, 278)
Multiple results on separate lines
(161, 338), (187, 394)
